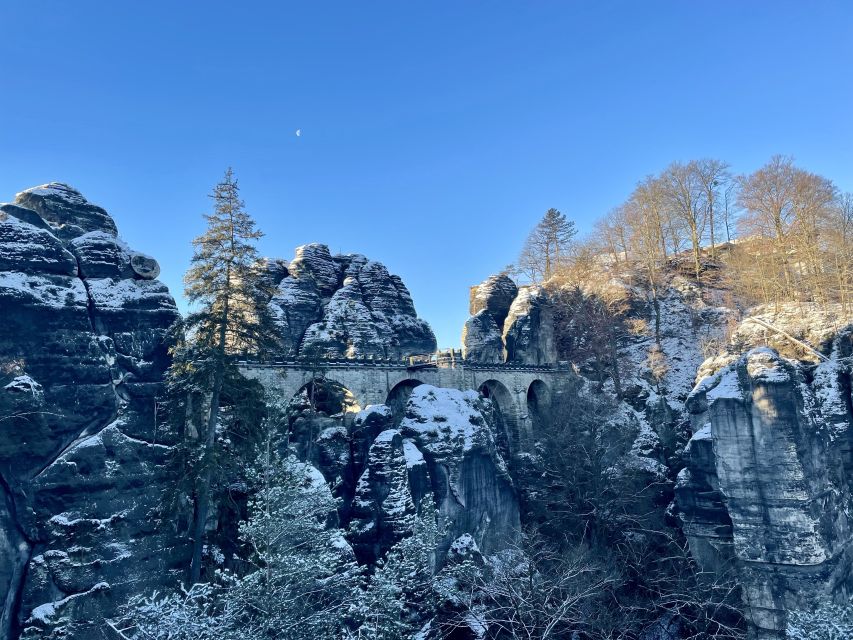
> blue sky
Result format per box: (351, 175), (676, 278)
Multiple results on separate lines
(1, 1), (851, 347)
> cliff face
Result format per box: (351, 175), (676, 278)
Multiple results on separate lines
(267, 243), (437, 360)
(461, 274), (556, 364)
(677, 326), (853, 638)
(288, 385), (521, 567)
(0, 184), (185, 639)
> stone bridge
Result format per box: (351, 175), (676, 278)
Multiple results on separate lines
(238, 357), (573, 453)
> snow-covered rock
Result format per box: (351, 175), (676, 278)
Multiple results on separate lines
(348, 429), (416, 563)
(401, 386), (520, 557)
(461, 310), (504, 363)
(677, 334), (853, 638)
(461, 274), (556, 365)
(502, 285), (557, 365)
(0, 184), (184, 639)
(469, 274), (517, 326)
(267, 243), (436, 359)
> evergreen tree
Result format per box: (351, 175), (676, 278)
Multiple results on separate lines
(518, 208), (577, 283)
(170, 168), (277, 584)
(126, 457), (360, 640)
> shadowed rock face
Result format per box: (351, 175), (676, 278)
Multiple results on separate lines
(677, 339), (853, 638)
(266, 243), (436, 359)
(297, 387), (521, 567)
(0, 184), (185, 639)
(399, 386), (520, 560)
(461, 310), (504, 363)
(469, 274), (517, 327)
(462, 274), (556, 365)
(502, 286), (556, 365)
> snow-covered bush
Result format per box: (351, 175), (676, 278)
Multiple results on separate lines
(786, 600), (853, 640)
(125, 457), (360, 640)
(351, 497), (443, 639)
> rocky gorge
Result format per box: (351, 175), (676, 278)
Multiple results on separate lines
(0, 183), (851, 639)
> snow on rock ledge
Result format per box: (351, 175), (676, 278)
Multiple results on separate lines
(400, 385), (520, 557)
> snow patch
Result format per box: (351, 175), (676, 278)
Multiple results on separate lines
(402, 439), (426, 469)
(0, 271), (88, 309)
(17, 183), (88, 206)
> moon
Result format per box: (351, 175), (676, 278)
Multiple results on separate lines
(295, 129), (302, 137)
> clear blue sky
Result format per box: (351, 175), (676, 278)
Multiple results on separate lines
(1, 2), (851, 347)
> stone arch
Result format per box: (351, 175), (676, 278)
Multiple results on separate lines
(479, 379), (519, 459)
(385, 379), (424, 424)
(526, 379), (551, 433)
(283, 377), (361, 477)
(293, 377), (362, 417)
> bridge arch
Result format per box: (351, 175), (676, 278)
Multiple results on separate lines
(386, 379), (423, 424)
(479, 379), (519, 459)
(282, 377), (361, 464)
(526, 379), (551, 432)
(292, 377), (362, 416)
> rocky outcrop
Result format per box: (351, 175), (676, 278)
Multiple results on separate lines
(461, 274), (556, 365)
(267, 243), (436, 359)
(400, 385), (520, 558)
(461, 311), (504, 363)
(0, 184), (185, 639)
(349, 428), (416, 563)
(502, 286), (557, 365)
(677, 335), (853, 638)
(469, 274), (517, 325)
(288, 382), (521, 567)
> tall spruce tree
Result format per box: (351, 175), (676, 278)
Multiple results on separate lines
(172, 168), (276, 584)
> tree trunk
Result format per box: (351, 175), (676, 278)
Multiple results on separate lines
(708, 196), (716, 259)
(650, 283), (662, 346)
(189, 268), (230, 584)
(689, 221), (701, 280)
(189, 369), (223, 584)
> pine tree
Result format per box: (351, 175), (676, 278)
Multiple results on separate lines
(172, 168), (277, 585)
(518, 208), (577, 283)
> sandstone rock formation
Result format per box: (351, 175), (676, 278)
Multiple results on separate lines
(461, 310), (504, 363)
(462, 274), (556, 365)
(266, 243), (436, 359)
(502, 286), (557, 365)
(400, 385), (520, 558)
(0, 184), (185, 639)
(285, 382), (521, 567)
(677, 333), (853, 638)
